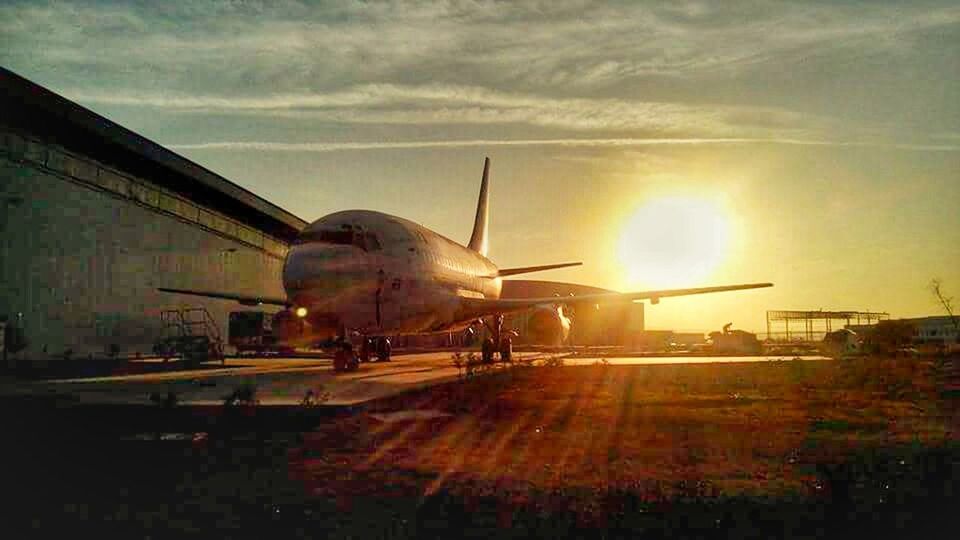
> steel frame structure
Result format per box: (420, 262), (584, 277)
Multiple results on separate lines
(765, 310), (889, 342)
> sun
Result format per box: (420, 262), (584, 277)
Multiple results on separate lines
(616, 195), (730, 288)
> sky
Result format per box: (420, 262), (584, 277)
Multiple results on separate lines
(2, 0), (958, 333)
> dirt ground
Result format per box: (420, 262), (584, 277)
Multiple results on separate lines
(4, 356), (959, 538)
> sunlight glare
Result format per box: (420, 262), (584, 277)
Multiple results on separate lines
(616, 195), (730, 288)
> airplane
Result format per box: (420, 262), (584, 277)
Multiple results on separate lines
(160, 158), (772, 371)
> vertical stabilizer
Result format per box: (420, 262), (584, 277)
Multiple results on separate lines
(468, 157), (490, 256)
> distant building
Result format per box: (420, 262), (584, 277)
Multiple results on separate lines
(822, 328), (861, 356)
(671, 332), (707, 347)
(909, 316), (960, 345)
(630, 330), (673, 351)
(708, 327), (761, 354)
(626, 331), (706, 352)
(846, 316), (959, 347)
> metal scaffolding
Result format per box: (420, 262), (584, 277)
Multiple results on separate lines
(765, 310), (889, 342)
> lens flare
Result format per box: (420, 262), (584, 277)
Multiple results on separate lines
(617, 195), (730, 288)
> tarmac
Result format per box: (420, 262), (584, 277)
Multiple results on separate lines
(0, 352), (830, 409)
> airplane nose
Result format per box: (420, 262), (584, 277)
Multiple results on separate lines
(282, 243), (372, 303)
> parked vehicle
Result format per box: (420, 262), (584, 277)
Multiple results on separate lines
(228, 311), (294, 356)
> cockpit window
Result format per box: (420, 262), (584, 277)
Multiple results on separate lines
(364, 232), (382, 251)
(297, 230), (354, 246)
(296, 229), (381, 251)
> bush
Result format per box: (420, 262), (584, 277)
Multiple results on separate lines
(825, 357), (934, 400)
(223, 381), (260, 407)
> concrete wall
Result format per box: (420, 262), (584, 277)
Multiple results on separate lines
(0, 130), (287, 361)
(571, 303), (644, 346)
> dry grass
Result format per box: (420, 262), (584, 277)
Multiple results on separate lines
(5, 356), (958, 537)
(293, 357), (956, 501)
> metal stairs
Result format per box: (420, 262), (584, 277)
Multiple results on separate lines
(156, 307), (224, 364)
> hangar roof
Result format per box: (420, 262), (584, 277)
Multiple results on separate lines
(1, 67), (307, 241)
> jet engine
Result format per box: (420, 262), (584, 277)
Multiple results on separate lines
(271, 308), (340, 347)
(271, 309), (303, 344)
(524, 304), (572, 347)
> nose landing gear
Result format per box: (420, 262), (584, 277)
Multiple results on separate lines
(375, 337), (392, 362)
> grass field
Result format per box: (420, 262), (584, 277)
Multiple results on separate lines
(5, 356), (959, 538)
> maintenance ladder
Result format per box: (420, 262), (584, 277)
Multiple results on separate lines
(157, 307), (224, 364)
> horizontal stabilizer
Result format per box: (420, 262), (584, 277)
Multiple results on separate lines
(493, 262), (583, 278)
(158, 287), (290, 307)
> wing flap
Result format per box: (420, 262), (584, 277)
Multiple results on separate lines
(158, 287), (290, 307)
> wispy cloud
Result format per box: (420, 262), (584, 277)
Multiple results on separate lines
(3, 1), (957, 144)
(167, 138), (960, 153)
(70, 83), (816, 135)
(4, 1), (958, 90)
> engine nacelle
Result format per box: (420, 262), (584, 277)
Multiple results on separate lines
(271, 309), (302, 345)
(271, 308), (340, 347)
(525, 304), (572, 346)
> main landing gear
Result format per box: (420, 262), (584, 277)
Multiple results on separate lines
(480, 314), (513, 364)
(359, 337), (393, 363)
(334, 336), (392, 373)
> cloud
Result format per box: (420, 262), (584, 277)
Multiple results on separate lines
(68, 83), (818, 136)
(3, 1), (957, 92)
(3, 1), (957, 142)
(166, 137), (960, 153)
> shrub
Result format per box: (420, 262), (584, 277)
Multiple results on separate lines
(223, 381), (260, 407)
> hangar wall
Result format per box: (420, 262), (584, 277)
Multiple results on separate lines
(0, 130), (289, 360)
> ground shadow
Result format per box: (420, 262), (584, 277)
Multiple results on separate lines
(2, 357), (257, 380)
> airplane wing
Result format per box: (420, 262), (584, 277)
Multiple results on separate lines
(157, 287), (290, 307)
(458, 282), (772, 319)
(492, 262), (583, 277)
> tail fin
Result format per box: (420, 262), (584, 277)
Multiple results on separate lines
(468, 157), (490, 256)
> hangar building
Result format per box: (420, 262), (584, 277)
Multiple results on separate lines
(1, 67), (306, 362)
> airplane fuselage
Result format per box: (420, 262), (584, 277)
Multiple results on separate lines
(281, 210), (501, 340)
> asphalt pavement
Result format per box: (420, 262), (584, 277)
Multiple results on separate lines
(0, 352), (828, 408)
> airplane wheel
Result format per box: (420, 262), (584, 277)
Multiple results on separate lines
(500, 337), (513, 363)
(481, 338), (495, 364)
(359, 338), (373, 363)
(377, 337), (392, 362)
